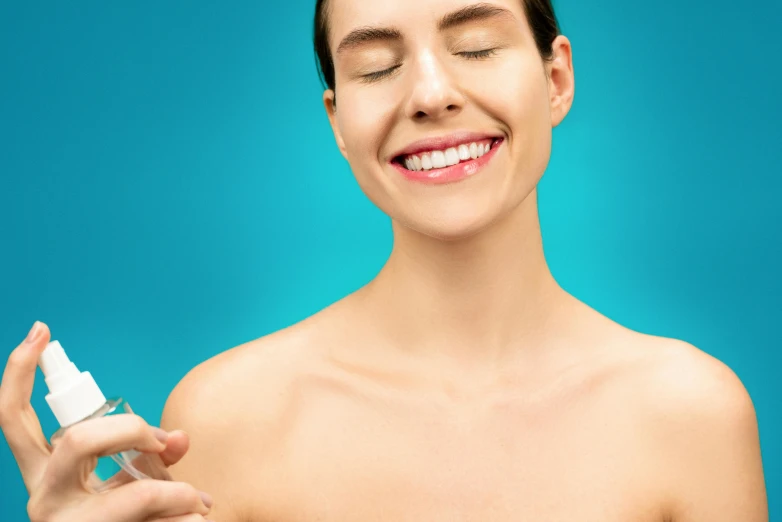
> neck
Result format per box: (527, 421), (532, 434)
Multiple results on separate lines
(359, 188), (580, 368)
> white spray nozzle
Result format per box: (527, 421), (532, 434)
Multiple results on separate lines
(38, 341), (107, 428)
(40, 341), (81, 393)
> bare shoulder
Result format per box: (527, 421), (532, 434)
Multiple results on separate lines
(160, 318), (322, 433)
(624, 335), (757, 432)
(616, 334), (768, 521)
(160, 300), (351, 432)
(158, 308), (340, 521)
(570, 300), (756, 422)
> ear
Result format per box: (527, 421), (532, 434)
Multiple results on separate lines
(323, 89), (348, 160)
(546, 35), (575, 128)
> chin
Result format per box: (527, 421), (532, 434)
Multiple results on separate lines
(394, 204), (505, 242)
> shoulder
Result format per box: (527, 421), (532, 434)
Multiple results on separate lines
(157, 313), (339, 520)
(158, 294), (360, 451)
(571, 302), (755, 423)
(620, 335), (767, 520)
(592, 330), (758, 448)
(628, 336), (757, 433)
(160, 316), (326, 439)
(160, 309), (339, 463)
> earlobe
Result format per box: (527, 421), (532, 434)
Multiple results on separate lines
(548, 35), (575, 128)
(323, 89), (348, 159)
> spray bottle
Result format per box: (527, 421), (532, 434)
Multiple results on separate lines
(38, 340), (172, 492)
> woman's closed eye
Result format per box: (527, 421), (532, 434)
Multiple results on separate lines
(361, 65), (402, 83)
(458, 48), (498, 60)
(360, 49), (499, 84)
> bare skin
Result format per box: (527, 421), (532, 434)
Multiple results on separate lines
(161, 279), (767, 522)
(160, 0), (767, 520)
(2, 0), (767, 520)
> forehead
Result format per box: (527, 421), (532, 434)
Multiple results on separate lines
(327, 0), (526, 48)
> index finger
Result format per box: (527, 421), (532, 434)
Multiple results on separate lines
(0, 321), (54, 492)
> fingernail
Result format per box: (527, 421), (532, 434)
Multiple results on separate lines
(152, 427), (169, 444)
(200, 491), (214, 508)
(25, 321), (42, 344)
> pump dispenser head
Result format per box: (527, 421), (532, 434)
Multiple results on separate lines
(39, 341), (106, 428)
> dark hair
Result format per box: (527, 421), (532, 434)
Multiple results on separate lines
(313, 0), (561, 92)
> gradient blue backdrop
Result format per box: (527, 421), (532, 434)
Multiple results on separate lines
(1, 0), (779, 519)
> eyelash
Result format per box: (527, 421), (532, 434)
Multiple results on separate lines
(459, 48), (497, 60)
(362, 66), (401, 83)
(361, 48), (498, 83)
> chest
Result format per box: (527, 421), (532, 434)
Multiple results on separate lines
(246, 381), (668, 521)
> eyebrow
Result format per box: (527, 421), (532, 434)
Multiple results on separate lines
(335, 3), (515, 55)
(438, 3), (515, 31)
(336, 27), (402, 55)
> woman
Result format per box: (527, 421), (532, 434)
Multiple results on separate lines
(1, 0), (768, 520)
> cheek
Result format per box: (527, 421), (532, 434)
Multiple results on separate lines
(474, 53), (550, 131)
(334, 86), (400, 210)
(338, 85), (396, 167)
(467, 54), (552, 175)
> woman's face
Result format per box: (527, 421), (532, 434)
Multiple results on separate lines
(323, 0), (574, 240)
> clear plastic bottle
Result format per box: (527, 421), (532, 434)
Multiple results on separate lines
(39, 340), (172, 492)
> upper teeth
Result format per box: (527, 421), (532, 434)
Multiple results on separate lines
(403, 141), (493, 171)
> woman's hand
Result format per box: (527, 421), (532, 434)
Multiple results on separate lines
(0, 321), (214, 522)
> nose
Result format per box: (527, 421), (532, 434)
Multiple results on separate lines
(404, 50), (464, 121)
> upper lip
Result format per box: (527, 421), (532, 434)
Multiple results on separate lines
(389, 131), (504, 161)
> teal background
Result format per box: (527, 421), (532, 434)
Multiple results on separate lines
(1, 0), (779, 519)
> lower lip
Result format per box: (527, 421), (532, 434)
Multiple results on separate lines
(391, 139), (504, 185)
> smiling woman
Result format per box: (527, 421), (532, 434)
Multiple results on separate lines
(163, 1), (771, 521)
(0, 1), (770, 522)
(312, 0), (568, 240)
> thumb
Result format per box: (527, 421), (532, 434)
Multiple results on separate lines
(159, 429), (190, 467)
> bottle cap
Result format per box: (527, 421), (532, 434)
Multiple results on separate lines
(38, 340), (107, 428)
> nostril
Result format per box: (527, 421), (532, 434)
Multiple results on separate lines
(412, 104), (458, 119)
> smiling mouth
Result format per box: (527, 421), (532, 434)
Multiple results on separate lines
(392, 138), (502, 172)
